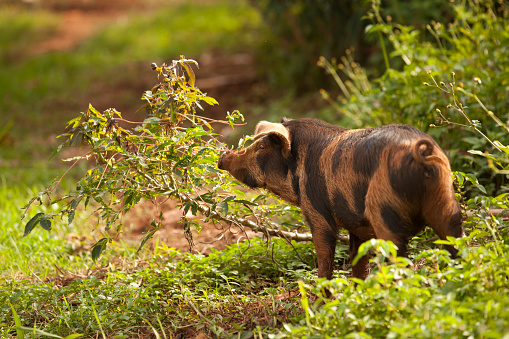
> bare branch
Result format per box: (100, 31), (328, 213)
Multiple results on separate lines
(177, 192), (349, 244)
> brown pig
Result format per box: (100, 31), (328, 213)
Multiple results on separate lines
(218, 117), (463, 280)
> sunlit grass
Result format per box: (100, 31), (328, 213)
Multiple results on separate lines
(0, 176), (84, 279)
(0, 164), (143, 281)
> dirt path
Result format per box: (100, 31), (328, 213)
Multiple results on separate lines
(29, 0), (141, 55)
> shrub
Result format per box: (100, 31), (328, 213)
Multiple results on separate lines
(274, 233), (509, 338)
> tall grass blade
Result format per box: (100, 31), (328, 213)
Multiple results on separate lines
(9, 302), (24, 339)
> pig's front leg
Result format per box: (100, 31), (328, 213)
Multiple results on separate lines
(304, 211), (338, 280)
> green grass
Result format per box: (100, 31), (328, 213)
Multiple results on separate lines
(0, 172), (90, 280)
(0, 7), (59, 63)
(0, 227), (319, 337)
(2, 197), (509, 338)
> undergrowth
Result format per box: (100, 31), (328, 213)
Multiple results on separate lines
(0, 237), (321, 337)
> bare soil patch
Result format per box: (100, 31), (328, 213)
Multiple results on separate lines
(122, 198), (257, 254)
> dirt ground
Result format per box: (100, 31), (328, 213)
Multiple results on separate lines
(28, 0), (262, 254)
(120, 197), (258, 254)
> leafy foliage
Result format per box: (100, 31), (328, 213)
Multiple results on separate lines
(1, 239), (319, 337)
(8, 1), (509, 337)
(274, 218), (509, 338)
(4, 179), (509, 337)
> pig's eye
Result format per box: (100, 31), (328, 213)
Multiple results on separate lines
(257, 143), (267, 150)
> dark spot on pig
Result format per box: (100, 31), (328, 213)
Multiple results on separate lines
(286, 150), (300, 203)
(381, 204), (425, 240)
(255, 135), (289, 178)
(332, 182), (368, 230)
(305, 143), (336, 229)
(352, 180), (368, 215)
(381, 204), (406, 234)
(243, 173), (259, 188)
(333, 190), (359, 227)
(387, 151), (426, 204)
(352, 132), (386, 178)
(235, 168), (259, 188)
(332, 147), (342, 170)
(291, 174), (300, 203)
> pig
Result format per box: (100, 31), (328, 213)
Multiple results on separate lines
(218, 117), (463, 280)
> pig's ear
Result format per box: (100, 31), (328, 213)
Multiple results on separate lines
(254, 121), (291, 157)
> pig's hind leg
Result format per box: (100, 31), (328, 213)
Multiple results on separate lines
(364, 193), (414, 259)
(349, 232), (370, 279)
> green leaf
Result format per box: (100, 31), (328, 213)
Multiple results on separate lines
(91, 238), (108, 261)
(493, 140), (509, 155)
(23, 213), (45, 237)
(219, 201), (229, 216)
(352, 240), (373, 266)
(453, 171), (465, 186)
(68, 196), (81, 225)
(16, 326), (82, 338)
(464, 173), (487, 194)
(49, 143), (64, 160)
(468, 150), (498, 161)
(9, 302), (24, 339)
(434, 239), (453, 245)
(123, 191), (140, 209)
(233, 199), (257, 206)
(40, 217), (52, 231)
(137, 223), (159, 255)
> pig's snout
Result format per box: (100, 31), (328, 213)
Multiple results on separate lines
(218, 151), (234, 170)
